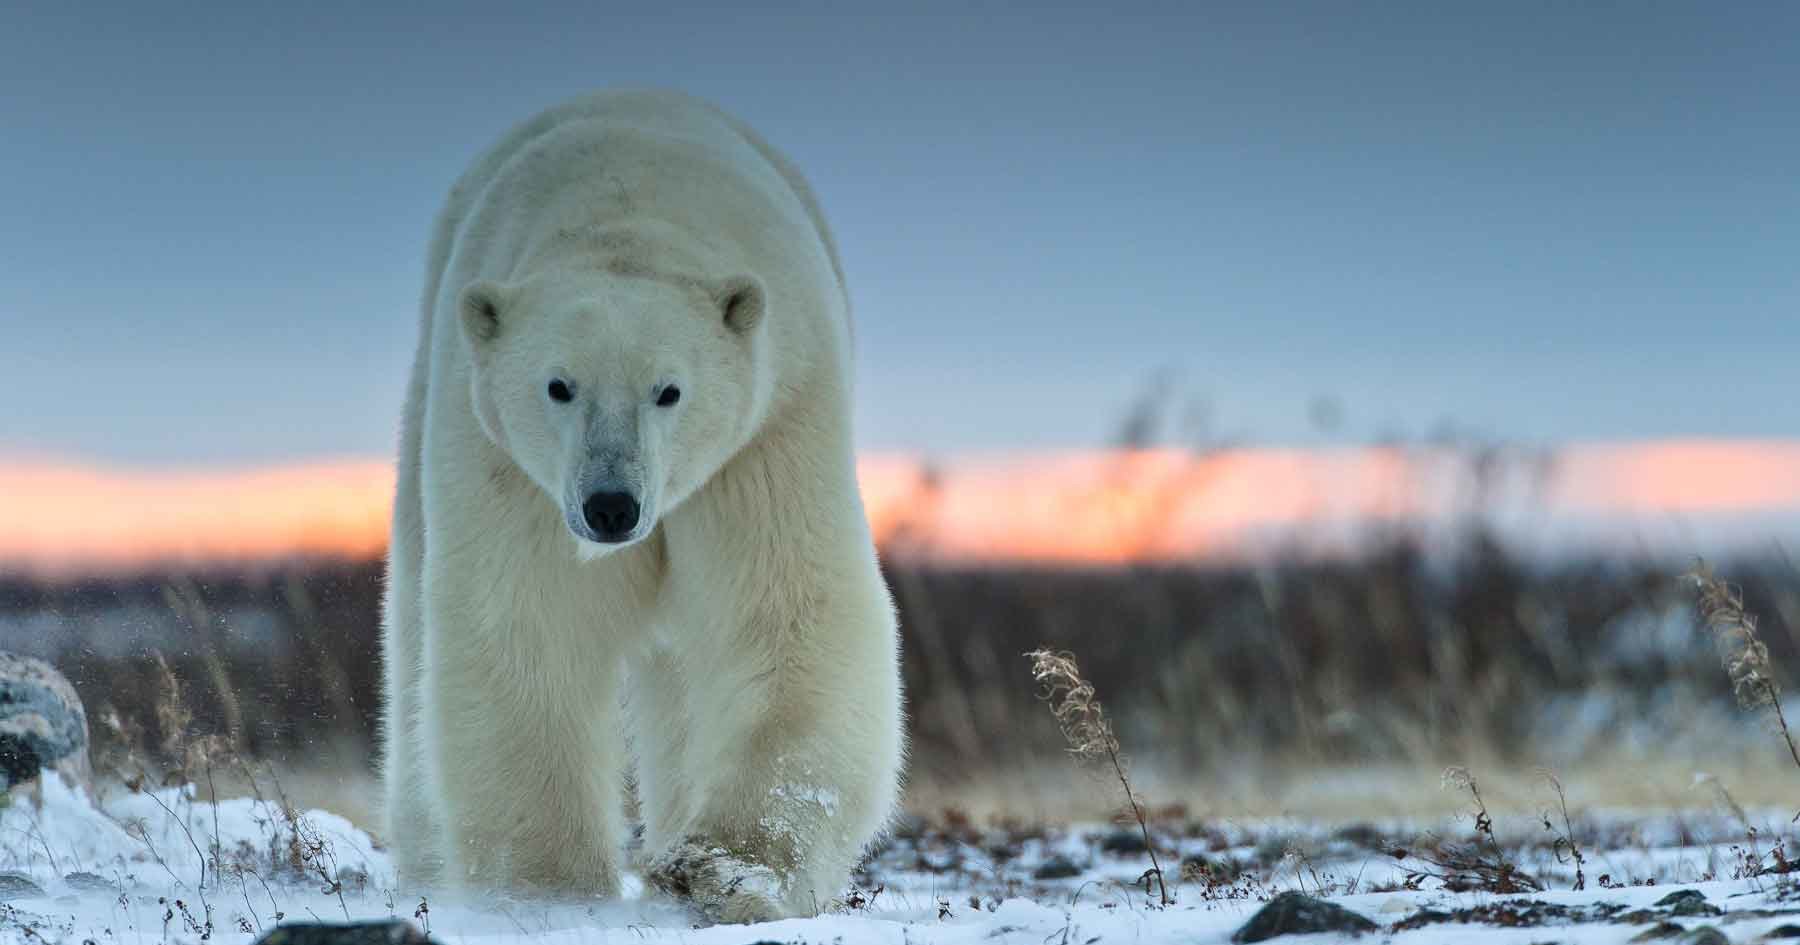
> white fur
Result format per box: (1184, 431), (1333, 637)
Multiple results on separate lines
(380, 90), (903, 921)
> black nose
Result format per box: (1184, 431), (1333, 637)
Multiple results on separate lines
(582, 491), (640, 541)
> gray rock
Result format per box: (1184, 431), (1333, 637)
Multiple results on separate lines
(0, 652), (89, 791)
(62, 871), (116, 892)
(0, 871), (46, 901)
(1655, 889), (1724, 917)
(1031, 854), (1083, 879)
(1331, 823), (1390, 852)
(1232, 891), (1377, 942)
(1100, 829), (1148, 854)
(252, 921), (439, 945)
(1676, 926), (1729, 945)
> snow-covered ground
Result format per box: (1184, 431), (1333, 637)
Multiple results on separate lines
(5, 774), (1800, 944)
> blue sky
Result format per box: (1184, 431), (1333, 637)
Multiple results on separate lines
(3, 2), (1797, 465)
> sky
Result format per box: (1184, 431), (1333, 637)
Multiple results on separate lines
(3, 1), (1798, 468)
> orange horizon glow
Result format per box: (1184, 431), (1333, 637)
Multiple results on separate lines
(0, 456), (395, 575)
(3, 439), (1800, 575)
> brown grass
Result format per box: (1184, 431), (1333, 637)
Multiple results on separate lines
(2, 537), (1797, 825)
(1691, 560), (1800, 777)
(1026, 648), (1171, 905)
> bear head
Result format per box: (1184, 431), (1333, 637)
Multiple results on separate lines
(458, 260), (766, 557)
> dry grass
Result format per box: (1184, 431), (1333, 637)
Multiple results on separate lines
(90, 661), (369, 933)
(1691, 560), (1800, 778)
(1, 534), (1797, 842)
(5, 541), (1796, 785)
(1411, 766), (1541, 894)
(1537, 768), (1587, 890)
(1026, 648), (1170, 905)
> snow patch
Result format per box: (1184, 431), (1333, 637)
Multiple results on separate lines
(3, 774), (1798, 944)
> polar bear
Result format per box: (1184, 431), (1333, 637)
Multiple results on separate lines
(379, 90), (904, 923)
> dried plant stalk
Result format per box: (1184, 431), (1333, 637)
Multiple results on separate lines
(1026, 648), (1171, 905)
(1426, 766), (1540, 894)
(1536, 768), (1586, 891)
(1690, 562), (1800, 773)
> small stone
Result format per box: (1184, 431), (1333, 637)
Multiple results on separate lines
(1232, 891), (1377, 942)
(1391, 907), (1455, 930)
(1332, 823), (1388, 851)
(0, 872), (46, 901)
(1100, 829), (1148, 854)
(1656, 889), (1723, 917)
(62, 871), (114, 892)
(253, 921), (439, 945)
(1031, 854), (1083, 880)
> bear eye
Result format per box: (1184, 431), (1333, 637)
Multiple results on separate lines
(656, 386), (682, 407)
(547, 379), (573, 403)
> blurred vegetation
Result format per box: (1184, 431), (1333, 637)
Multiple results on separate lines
(3, 534), (1795, 787)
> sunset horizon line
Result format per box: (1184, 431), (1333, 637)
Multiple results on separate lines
(4, 437), (1799, 576)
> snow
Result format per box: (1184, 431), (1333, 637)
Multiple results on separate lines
(5, 773), (1800, 944)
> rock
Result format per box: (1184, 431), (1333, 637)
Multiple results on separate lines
(61, 871), (114, 892)
(1765, 925), (1800, 939)
(1232, 891), (1377, 942)
(0, 872), (46, 901)
(1100, 829), (1148, 854)
(1032, 854), (1083, 880)
(1331, 823), (1389, 852)
(1631, 923), (1686, 941)
(0, 652), (89, 792)
(1655, 889), (1723, 917)
(253, 921), (439, 945)
(1392, 907), (1456, 929)
(1676, 927), (1729, 945)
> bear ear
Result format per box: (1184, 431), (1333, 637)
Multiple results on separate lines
(458, 280), (511, 350)
(715, 275), (766, 335)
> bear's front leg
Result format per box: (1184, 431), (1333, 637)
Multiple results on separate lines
(423, 615), (626, 897)
(643, 627), (902, 923)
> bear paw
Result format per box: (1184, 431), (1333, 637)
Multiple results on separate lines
(647, 841), (787, 925)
